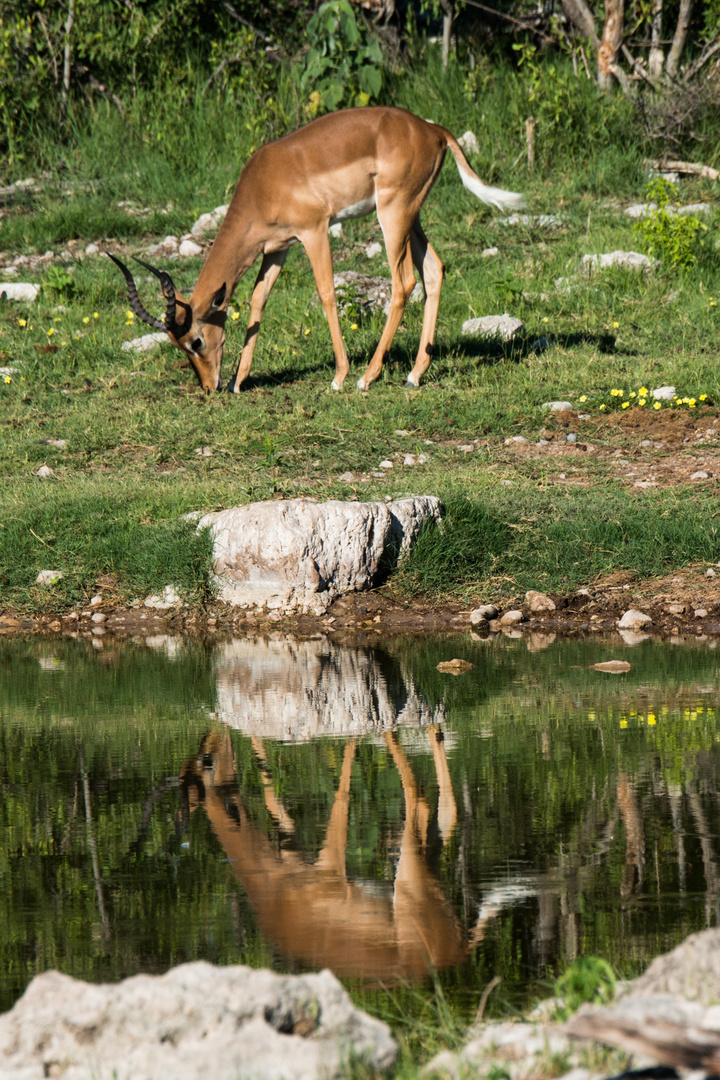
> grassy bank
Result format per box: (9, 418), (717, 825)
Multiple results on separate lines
(2, 54), (720, 614)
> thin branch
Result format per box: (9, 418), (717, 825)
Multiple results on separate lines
(35, 11), (59, 85)
(60, 0), (75, 121)
(683, 38), (720, 82)
(621, 43), (657, 88)
(221, 0), (275, 46)
(456, 0), (556, 44)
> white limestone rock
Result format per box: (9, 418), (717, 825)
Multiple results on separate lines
(617, 609), (652, 630)
(0, 962), (397, 1080)
(179, 238), (203, 258)
(458, 130), (480, 154)
(122, 331), (168, 353)
(652, 385), (676, 400)
(197, 496), (443, 615)
(542, 401), (574, 412)
(35, 570), (63, 586)
(525, 590), (556, 613)
(581, 251), (657, 274)
(462, 313), (524, 341)
(143, 585), (183, 610)
(190, 204), (229, 240)
(0, 282), (40, 302)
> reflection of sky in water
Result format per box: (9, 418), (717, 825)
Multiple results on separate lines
(0, 633), (719, 1012)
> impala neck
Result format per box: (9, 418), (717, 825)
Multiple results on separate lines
(192, 200), (264, 309)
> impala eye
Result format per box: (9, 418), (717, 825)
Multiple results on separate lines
(192, 337), (203, 353)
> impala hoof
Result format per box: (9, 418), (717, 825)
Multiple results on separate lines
(356, 378), (368, 392)
(405, 376), (420, 390)
(331, 379), (341, 391)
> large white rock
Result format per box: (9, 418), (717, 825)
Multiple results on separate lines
(121, 331), (168, 353)
(581, 251), (657, 274)
(0, 282), (40, 302)
(197, 496), (443, 615)
(215, 637), (446, 739)
(0, 962), (397, 1080)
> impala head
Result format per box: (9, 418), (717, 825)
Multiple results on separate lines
(107, 253), (228, 392)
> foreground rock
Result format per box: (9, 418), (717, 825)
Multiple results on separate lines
(198, 496), (442, 615)
(462, 313), (524, 341)
(0, 962), (397, 1080)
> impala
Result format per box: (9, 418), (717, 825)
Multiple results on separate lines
(109, 106), (524, 393)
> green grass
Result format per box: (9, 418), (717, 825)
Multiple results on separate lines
(2, 54), (720, 613)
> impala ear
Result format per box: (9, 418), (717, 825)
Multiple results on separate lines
(211, 283), (227, 310)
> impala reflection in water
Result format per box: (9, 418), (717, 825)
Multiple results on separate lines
(181, 638), (491, 980)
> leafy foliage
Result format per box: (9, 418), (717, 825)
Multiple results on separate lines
(633, 178), (705, 269)
(554, 957), (617, 1018)
(301, 1), (384, 113)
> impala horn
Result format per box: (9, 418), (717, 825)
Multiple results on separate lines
(106, 253), (190, 335)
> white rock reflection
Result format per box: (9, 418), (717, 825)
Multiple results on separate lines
(214, 636), (445, 739)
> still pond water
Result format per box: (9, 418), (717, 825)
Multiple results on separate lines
(1, 631), (719, 1016)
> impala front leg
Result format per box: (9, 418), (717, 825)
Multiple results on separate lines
(227, 250), (287, 392)
(301, 231), (350, 390)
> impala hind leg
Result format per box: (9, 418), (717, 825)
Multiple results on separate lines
(227, 250), (287, 392)
(406, 222), (444, 388)
(301, 230), (350, 390)
(356, 216), (416, 391)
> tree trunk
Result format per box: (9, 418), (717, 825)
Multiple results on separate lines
(439, 0), (453, 69)
(665, 0), (693, 79)
(560, 0), (599, 48)
(60, 0), (75, 120)
(597, 0), (625, 91)
(648, 0), (664, 80)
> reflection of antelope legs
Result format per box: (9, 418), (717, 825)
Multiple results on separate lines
(181, 727), (470, 980)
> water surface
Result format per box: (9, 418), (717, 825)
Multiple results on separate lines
(1, 631), (719, 1014)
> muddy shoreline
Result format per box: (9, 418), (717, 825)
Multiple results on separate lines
(3, 562), (720, 642)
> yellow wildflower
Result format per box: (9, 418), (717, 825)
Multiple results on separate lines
(653, 401), (662, 410)
(639, 386), (648, 395)
(3, 375), (10, 384)
(639, 397), (647, 406)
(350, 324), (358, 330)
(612, 321), (619, 328)
(610, 388), (623, 397)
(700, 393), (708, 401)
(83, 316), (90, 324)
(18, 319), (26, 327)
(47, 328), (54, 336)
(579, 395), (587, 402)
(93, 312), (99, 319)
(622, 401), (630, 409)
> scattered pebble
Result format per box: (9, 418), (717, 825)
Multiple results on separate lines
(457, 130), (480, 154)
(122, 332), (167, 353)
(365, 242), (382, 258)
(194, 446), (213, 457)
(470, 605), (498, 625)
(617, 609), (652, 629)
(652, 385), (676, 400)
(35, 570), (63, 586)
(525, 590), (556, 613)
(505, 436), (528, 445)
(481, 246), (499, 258)
(144, 585), (183, 610)
(179, 238), (203, 258)
(542, 401), (573, 412)
(593, 660), (631, 673)
(566, 433), (577, 443)
(692, 471), (711, 480)
(329, 223), (343, 239)
(458, 444), (475, 453)
(695, 607), (709, 618)
(35, 465), (53, 478)
(500, 610), (525, 626)
(706, 568), (716, 578)
(668, 604), (686, 615)
(436, 658), (474, 674)
(379, 460), (393, 469)
(581, 251), (657, 274)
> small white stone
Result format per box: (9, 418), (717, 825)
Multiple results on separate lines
(458, 130), (480, 154)
(403, 454), (418, 466)
(35, 465), (53, 478)
(195, 446), (213, 457)
(329, 223), (343, 238)
(500, 610), (525, 625)
(36, 570), (63, 586)
(84, 242), (100, 255)
(365, 242), (382, 259)
(394, 429), (410, 436)
(462, 313), (524, 341)
(458, 444), (475, 453)
(338, 471), (355, 482)
(695, 607), (709, 617)
(471, 604), (498, 623)
(122, 332), (167, 353)
(692, 471), (711, 480)
(504, 435), (528, 445)
(91, 612), (106, 623)
(542, 401), (574, 412)
(525, 590), (556, 613)
(652, 385), (676, 400)
(481, 247), (499, 258)
(90, 595), (103, 606)
(617, 608), (652, 629)
(179, 238), (203, 258)
(379, 460), (393, 469)
(706, 568), (716, 578)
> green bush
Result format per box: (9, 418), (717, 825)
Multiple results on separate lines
(634, 178), (706, 269)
